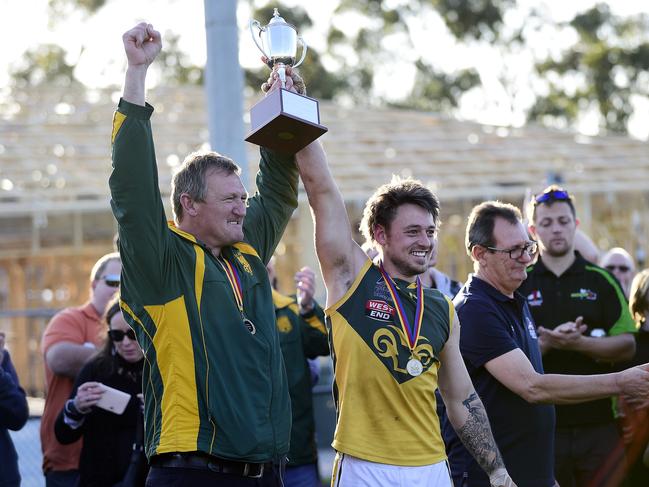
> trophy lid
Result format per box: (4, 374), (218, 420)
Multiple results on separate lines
(267, 8), (297, 31)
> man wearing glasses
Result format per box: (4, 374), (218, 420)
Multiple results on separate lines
(600, 247), (637, 298)
(443, 201), (649, 487)
(519, 185), (637, 487)
(40, 252), (121, 487)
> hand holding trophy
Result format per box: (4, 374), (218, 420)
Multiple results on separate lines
(246, 9), (327, 154)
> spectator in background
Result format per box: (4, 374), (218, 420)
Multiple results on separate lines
(0, 330), (29, 487)
(420, 235), (462, 299)
(620, 270), (649, 486)
(266, 258), (329, 487)
(573, 229), (600, 264)
(40, 252), (121, 487)
(520, 186), (637, 487)
(600, 247), (636, 298)
(55, 298), (146, 487)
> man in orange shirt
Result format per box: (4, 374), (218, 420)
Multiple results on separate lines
(40, 252), (121, 486)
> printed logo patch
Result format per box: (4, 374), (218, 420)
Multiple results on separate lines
(526, 317), (538, 339)
(365, 300), (395, 322)
(527, 290), (543, 307)
(570, 288), (597, 301)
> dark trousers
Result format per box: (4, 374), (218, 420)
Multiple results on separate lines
(555, 422), (625, 487)
(145, 464), (284, 487)
(45, 470), (79, 487)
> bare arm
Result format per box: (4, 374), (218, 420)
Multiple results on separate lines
(438, 314), (515, 487)
(294, 141), (367, 306)
(484, 348), (649, 404)
(45, 342), (96, 378)
(121, 22), (162, 106)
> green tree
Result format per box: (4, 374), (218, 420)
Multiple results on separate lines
(9, 44), (79, 87)
(531, 3), (649, 133)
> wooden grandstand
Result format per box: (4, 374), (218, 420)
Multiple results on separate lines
(1, 84), (648, 395)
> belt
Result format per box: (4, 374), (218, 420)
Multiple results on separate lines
(152, 452), (272, 479)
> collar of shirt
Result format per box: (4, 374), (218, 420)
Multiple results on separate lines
(465, 274), (527, 305)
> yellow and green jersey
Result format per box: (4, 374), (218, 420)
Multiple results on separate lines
(109, 99), (297, 463)
(327, 259), (453, 466)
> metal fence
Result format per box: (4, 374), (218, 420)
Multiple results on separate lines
(10, 417), (44, 487)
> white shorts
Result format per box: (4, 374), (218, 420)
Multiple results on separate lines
(330, 453), (453, 487)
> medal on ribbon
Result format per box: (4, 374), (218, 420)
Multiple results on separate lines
(378, 263), (425, 377)
(219, 257), (256, 335)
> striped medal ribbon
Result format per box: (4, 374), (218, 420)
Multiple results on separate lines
(218, 256), (256, 334)
(378, 263), (425, 376)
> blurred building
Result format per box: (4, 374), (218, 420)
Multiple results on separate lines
(1, 84), (648, 395)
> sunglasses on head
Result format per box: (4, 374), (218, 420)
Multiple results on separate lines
(101, 274), (120, 288)
(606, 264), (631, 273)
(534, 189), (571, 204)
(108, 329), (136, 342)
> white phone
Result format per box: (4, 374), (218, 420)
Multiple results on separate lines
(95, 384), (131, 415)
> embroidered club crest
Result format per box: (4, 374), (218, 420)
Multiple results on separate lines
(234, 250), (253, 275)
(527, 290), (543, 306)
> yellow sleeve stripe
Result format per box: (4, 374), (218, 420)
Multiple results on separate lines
(234, 242), (259, 257)
(111, 111), (126, 145)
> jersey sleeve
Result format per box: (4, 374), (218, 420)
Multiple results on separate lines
(242, 148), (299, 265)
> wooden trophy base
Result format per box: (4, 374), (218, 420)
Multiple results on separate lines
(246, 88), (328, 155)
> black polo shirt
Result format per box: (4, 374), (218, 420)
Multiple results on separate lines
(443, 275), (555, 487)
(518, 252), (636, 427)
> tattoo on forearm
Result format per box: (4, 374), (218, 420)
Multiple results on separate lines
(456, 392), (505, 476)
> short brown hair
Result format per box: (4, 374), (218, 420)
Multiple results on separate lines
(359, 176), (440, 245)
(466, 201), (522, 256)
(171, 151), (241, 223)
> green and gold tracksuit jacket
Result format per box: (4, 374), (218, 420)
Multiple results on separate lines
(272, 289), (329, 466)
(109, 99), (297, 463)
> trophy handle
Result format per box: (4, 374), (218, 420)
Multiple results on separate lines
(294, 36), (307, 68)
(249, 19), (269, 59)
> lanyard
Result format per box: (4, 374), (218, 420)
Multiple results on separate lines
(218, 256), (244, 315)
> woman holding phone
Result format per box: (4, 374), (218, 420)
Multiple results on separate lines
(55, 297), (146, 486)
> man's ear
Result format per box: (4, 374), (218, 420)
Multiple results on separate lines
(528, 223), (537, 239)
(373, 225), (387, 246)
(471, 245), (487, 266)
(180, 193), (198, 217)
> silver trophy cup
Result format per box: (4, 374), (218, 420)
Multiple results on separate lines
(250, 8), (307, 88)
